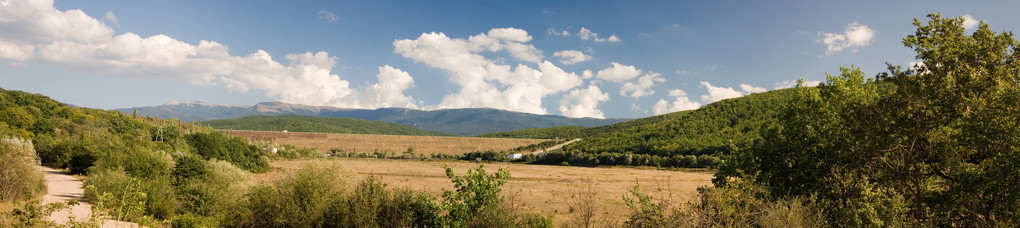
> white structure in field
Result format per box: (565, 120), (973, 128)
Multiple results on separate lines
(507, 153), (523, 160)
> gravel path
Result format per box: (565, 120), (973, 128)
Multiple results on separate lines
(40, 166), (138, 228)
(41, 166), (93, 224)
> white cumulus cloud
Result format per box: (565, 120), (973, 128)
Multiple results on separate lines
(961, 14), (978, 29)
(700, 82), (765, 104)
(558, 84), (610, 118)
(653, 89), (701, 115)
(553, 50), (592, 65)
(620, 73), (664, 99)
(394, 28), (584, 115)
(818, 22), (874, 54)
(0, 0), (417, 109)
(607, 34), (621, 42)
(595, 62), (642, 82)
(577, 27), (620, 43)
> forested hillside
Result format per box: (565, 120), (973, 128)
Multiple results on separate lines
(482, 86), (803, 168)
(197, 115), (457, 136)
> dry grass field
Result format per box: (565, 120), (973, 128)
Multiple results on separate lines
(257, 158), (714, 226)
(220, 130), (547, 155)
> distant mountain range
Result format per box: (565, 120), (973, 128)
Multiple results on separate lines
(114, 101), (628, 136)
(198, 115), (458, 136)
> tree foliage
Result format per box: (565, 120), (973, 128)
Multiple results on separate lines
(719, 14), (1020, 226)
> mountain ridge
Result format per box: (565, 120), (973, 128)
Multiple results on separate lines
(115, 101), (628, 136)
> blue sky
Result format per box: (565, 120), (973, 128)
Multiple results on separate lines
(1, 0), (1018, 118)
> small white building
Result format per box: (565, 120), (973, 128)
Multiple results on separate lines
(507, 153), (523, 160)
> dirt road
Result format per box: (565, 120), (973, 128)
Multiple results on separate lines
(528, 138), (581, 155)
(40, 166), (137, 228)
(41, 166), (93, 224)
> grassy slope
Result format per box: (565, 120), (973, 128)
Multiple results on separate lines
(198, 114), (458, 136)
(484, 88), (802, 157)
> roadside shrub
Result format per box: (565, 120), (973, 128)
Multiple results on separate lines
(0, 137), (45, 202)
(227, 161), (346, 227)
(83, 167), (149, 222)
(177, 159), (250, 221)
(323, 177), (444, 228)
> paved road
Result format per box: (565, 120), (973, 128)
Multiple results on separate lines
(529, 138), (581, 155)
(40, 166), (137, 228)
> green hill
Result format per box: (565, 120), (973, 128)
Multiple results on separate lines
(487, 88), (802, 168)
(197, 115), (457, 136)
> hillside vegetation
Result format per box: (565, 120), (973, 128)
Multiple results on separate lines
(621, 14), (1020, 226)
(198, 115), (457, 136)
(481, 86), (801, 169)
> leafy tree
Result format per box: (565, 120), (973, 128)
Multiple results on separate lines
(719, 14), (1020, 226)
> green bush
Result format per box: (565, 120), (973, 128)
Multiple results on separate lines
(171, 213), (220, 228)
(622, 179), (827, 228)
(176, 159), (250, 221)
(227, 162), (346, 227)
(441, 165), (552, 227)
(323, 177), (444, 228)
(0, 137), (45, 202)
(82, 167), (149, 222)
(171, 154), (209, 186)
(185, 132), (269, 173)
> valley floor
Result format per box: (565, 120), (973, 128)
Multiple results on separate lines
(258, 158), (714, 226)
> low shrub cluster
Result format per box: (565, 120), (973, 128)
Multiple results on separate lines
(223, 163), (552, 228)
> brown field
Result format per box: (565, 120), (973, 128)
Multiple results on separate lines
(257, 158), (714, 226)
(219, 130), (547, 155)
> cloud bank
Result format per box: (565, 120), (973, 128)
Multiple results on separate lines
(0, 0), (417, 109)
(394, 28), (595, 116)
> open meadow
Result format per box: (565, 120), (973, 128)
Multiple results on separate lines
(258, 158), (714, 226)
(220, 130), (547, 155)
